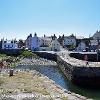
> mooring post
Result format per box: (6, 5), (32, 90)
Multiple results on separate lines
(9, 69), (13, 77)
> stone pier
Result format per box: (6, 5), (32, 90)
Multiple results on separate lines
(34, 50), (100, 86)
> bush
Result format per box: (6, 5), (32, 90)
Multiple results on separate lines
(20, 50), (33, 58)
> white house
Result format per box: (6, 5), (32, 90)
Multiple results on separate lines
(63, 35), (76, 47)
(76, 41), (86, 52)
(39, 38), (60, 51)
(38, 35), (53, 51)
(31, 33), (42, 50)
(51, 39), (60, 51)
(26, 33), (42, 51)
(26, 33), (60, 51)
(2, 39), (18, 49)
(40, 35), (52, 46)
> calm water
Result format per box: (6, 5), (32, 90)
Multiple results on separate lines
(16, 65), (100, 100)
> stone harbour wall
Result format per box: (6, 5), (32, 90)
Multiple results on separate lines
(72, 67), (100, 86)
(34, 51), (57, 61)
(57, 55), (73, 80)
(69, 52), (100, 62)
(34, 51), (100, 87)
(0, 49), (23, 56)
(57, 55), (100, 86)
(34, 51), (74, 82)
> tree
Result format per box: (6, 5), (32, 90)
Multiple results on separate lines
(18, 39), (25, 48)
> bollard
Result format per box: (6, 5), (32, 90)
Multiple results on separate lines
(9, 69), (13, 77)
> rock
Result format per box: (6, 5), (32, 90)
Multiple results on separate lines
(0, 97), (16, 100)
(22, 97), (37, 100)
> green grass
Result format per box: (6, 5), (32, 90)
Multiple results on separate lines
(61, 96), (68, 100)
(0, 79), (4, 85)
(0, 72), (50, 95)
(20, 50), (39, 58)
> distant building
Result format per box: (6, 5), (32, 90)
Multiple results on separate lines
(76, 41), (86, 52)
(2, 39), (18, 49)
(89, 39), (97, 51)
(26, 33), (60, 51)
(25, 34), (32, 50)
(38, 35), (52, 51)
(26, 33), (42, 51)
(88, 30), (100, 51)
(39, 34), (61, 51)
(76, 38), (90, 51)
(93, 30), (100, 40)
(51, 34), (57, 40)
(51, 38), (60, 51)
(63, 34), (76, 48)
(90, 39), (98, 46)
(58, 34), (64, 46)
(31, 33), (41, 51)
(40, 35), (52, 47)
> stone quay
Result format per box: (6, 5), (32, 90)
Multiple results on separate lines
(34, 50), (100, 87)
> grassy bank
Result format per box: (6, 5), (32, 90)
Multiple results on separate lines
(0, 50), (40, 68)
(0, 71), (49, 95)
(0, 71), (70, 99)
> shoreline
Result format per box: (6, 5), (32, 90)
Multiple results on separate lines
(0, 57), (89, 100)
(0, 70), (88, 100)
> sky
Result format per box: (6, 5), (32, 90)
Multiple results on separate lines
(0, 0), (100, 40)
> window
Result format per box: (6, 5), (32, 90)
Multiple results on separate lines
(4, 45), (6, 48)
(4, 41), (6, 43)
(8, 45), (10, 48)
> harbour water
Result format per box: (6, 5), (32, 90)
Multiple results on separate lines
(16, 65), (100, 100)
